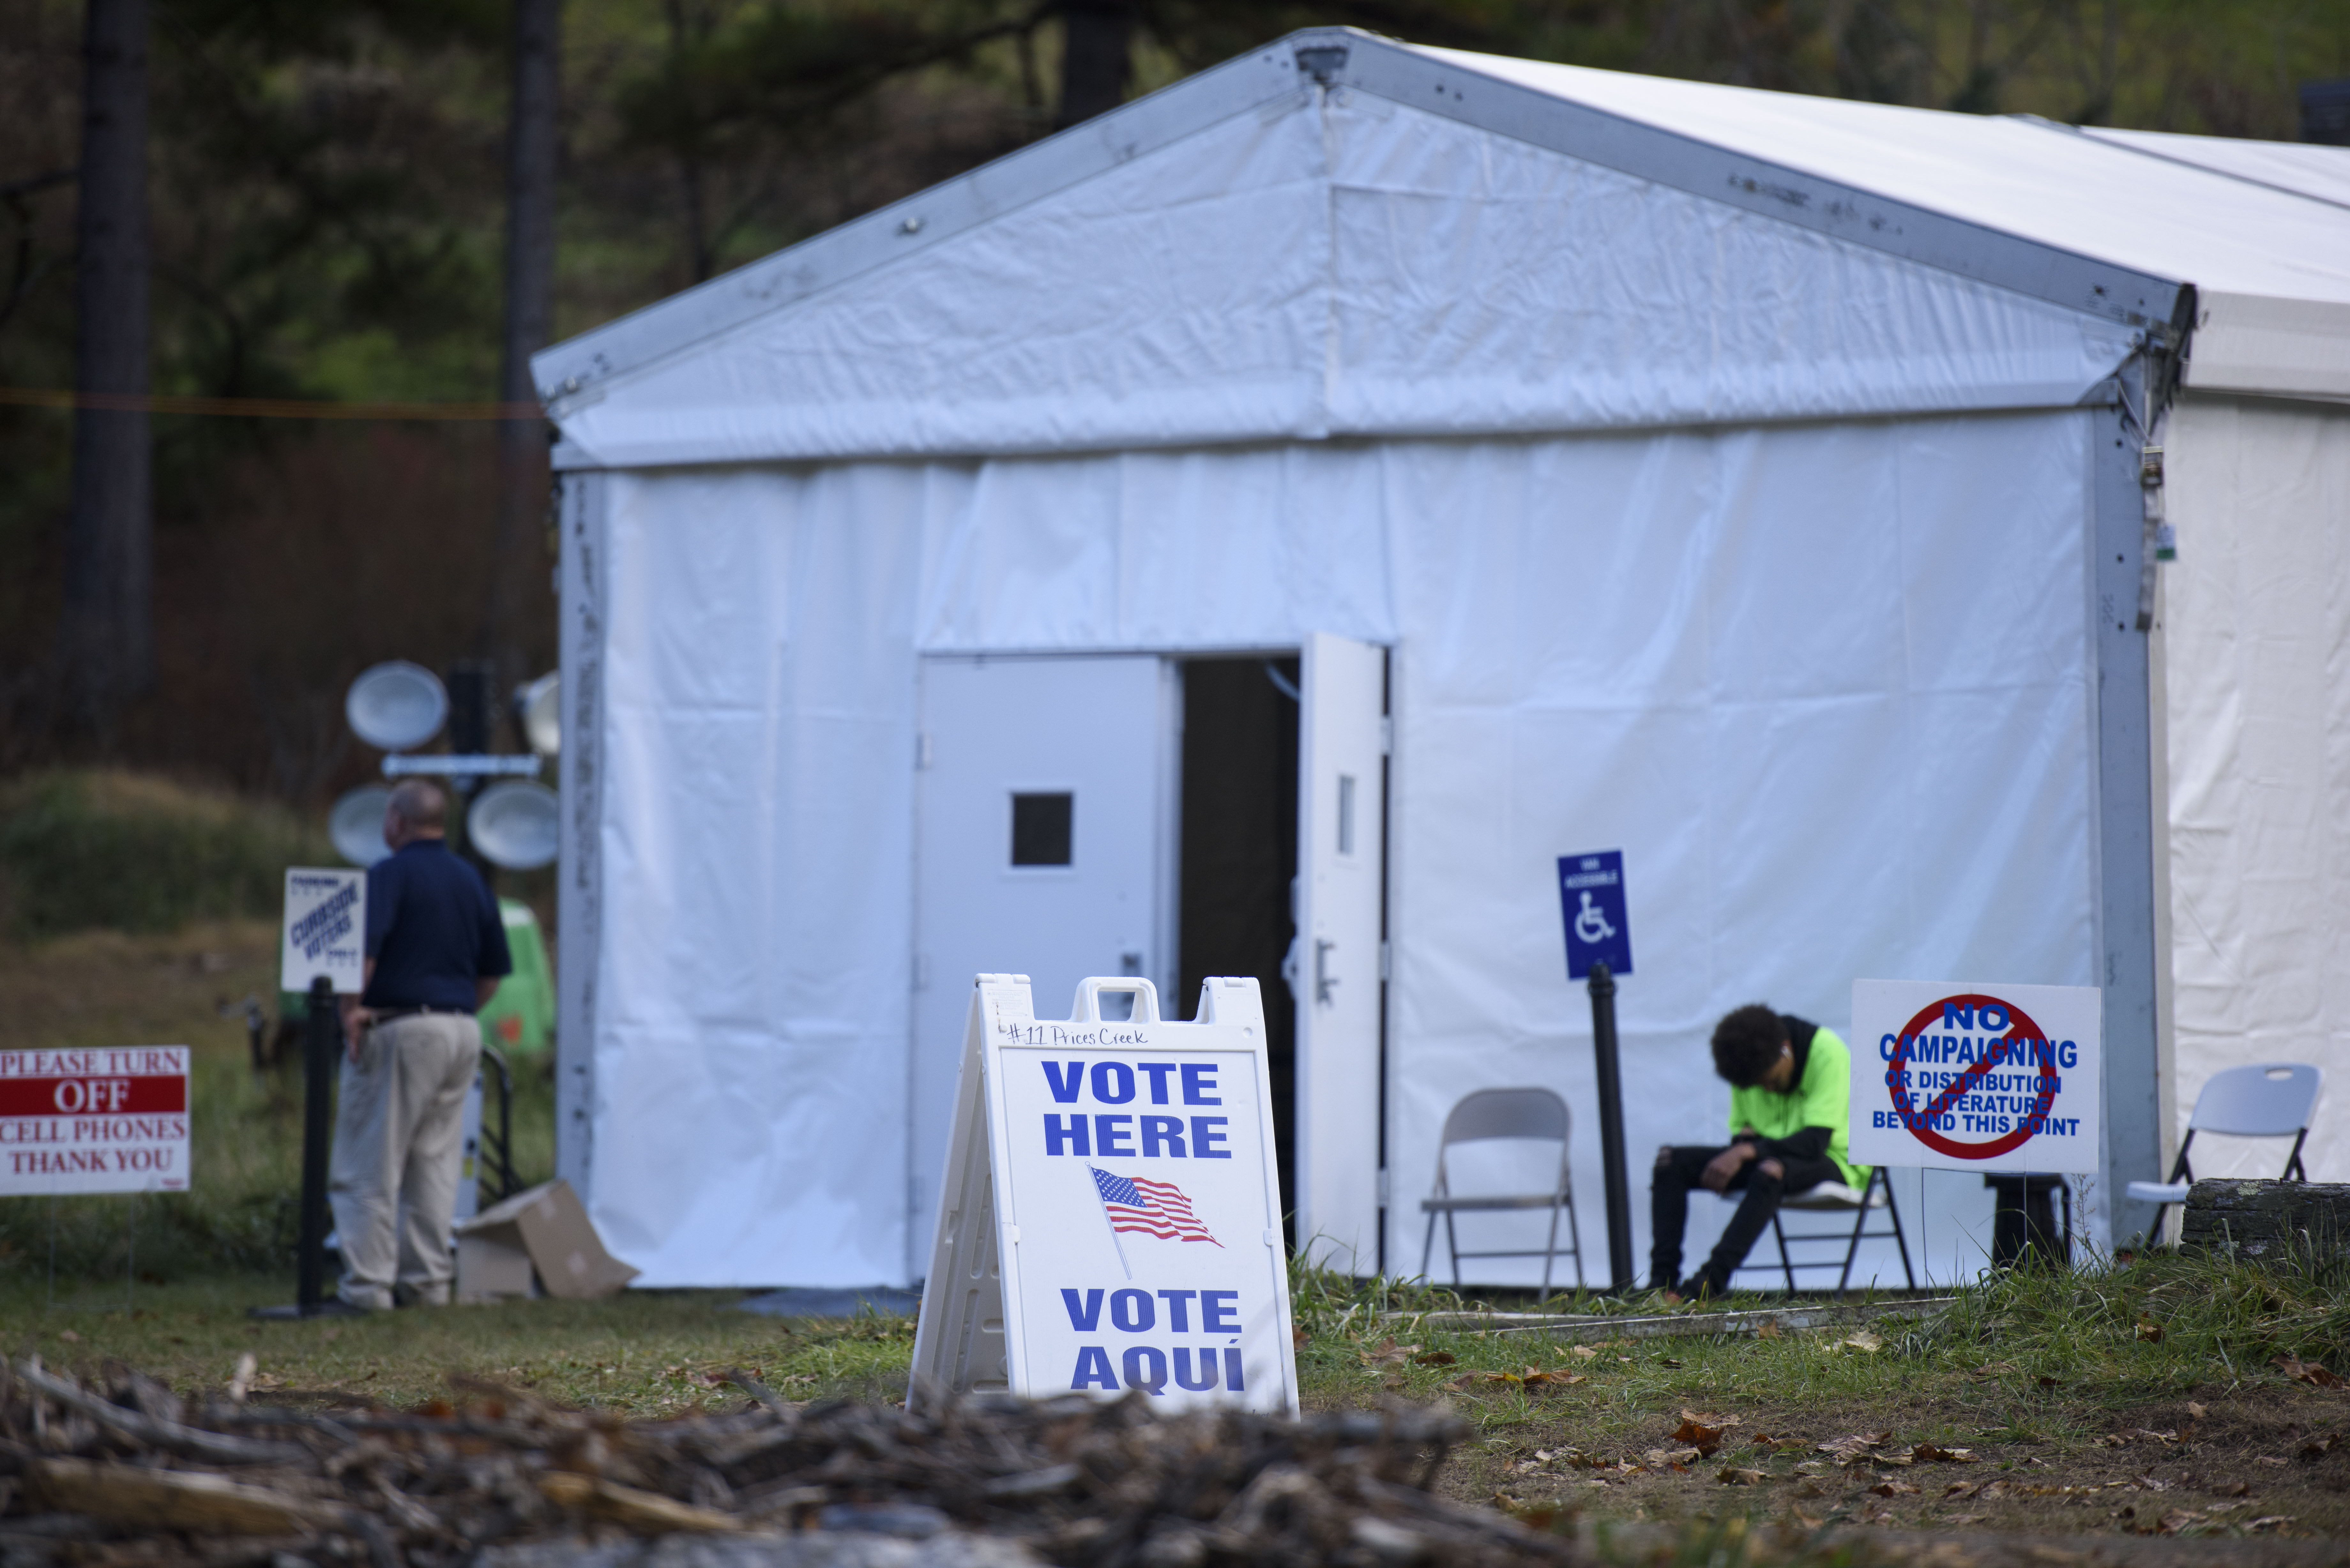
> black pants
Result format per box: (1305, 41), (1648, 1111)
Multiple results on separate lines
(1985, 1174), (2069, 1268)
(1650, 1145), (1841, 1296)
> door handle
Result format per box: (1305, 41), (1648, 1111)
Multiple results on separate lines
(1315, 939), (1337, 1005)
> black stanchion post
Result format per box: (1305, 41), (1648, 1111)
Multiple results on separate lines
(1587, 960), (1634, 1293)
(296, 974), (336, 1312)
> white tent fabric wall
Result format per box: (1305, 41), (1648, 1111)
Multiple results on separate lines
(2162, 395), (2350, 1185)
(549, 90), (2142, 472)
(587, 409), (2095, 1289)
(541, 30), (2350, 1291)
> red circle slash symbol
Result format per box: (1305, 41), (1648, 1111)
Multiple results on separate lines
(1884, 993), (2058, 1161)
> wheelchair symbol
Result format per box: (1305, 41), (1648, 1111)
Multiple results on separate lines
(1573, 891), (1616, 946)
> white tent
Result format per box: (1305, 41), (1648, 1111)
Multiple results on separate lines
(533, 28), (2350, 1290)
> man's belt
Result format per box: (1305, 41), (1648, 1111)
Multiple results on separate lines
(369, 1004), (472, 1024)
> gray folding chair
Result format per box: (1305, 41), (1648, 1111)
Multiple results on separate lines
(1731, 1167), (1916, 1295)
(1419, 1088), (1583, 1297)
(2126, 1062), (2323, 1240)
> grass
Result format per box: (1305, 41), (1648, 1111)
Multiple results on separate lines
(0, 916), (556, 1286)
(0, 771), (335, 941)
(4, 915), (2349, 1547)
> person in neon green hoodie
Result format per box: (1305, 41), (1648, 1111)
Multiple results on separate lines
(1650, 1004), (1869, 1300)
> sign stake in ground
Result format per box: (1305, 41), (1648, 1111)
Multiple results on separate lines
(1848, 979), (2103, 1179)
(910, 974), (1299, 1414)
(1559, 851), (1634, 1292)
(256, 870), (368, 1320)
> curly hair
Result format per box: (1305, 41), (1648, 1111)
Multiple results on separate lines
(1710, 1004), (1787, 1089)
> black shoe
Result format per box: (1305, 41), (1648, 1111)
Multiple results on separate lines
(308, 1297), (374, 1318)
(1676, 1277), (1718, 1302)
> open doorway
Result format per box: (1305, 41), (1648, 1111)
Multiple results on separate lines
(1178, 657), (1300, 1244)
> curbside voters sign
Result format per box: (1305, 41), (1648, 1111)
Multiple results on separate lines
(1848, 979), (2102, 1174)
(910, 973), (1299, 1415)
(0, 1046), (191, 1195)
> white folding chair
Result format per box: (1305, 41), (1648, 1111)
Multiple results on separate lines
(2126, 1062), (2323, 1240)
(1731, 1167), (1916, 1295)
(1418, 1088), (1583, 1297)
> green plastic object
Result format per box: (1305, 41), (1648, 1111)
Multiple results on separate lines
(479, 900), (555, 1054)
(278, 898), (554, 1055)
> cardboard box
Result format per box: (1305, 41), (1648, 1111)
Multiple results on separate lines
(454, 1179), (638, 1300)
(454, 1233), (537, 1304)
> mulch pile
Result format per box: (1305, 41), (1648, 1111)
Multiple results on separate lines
(0, 1357), (1581, 1568)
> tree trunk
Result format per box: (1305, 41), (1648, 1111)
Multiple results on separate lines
(485, 0), (561, 697)
(60, 0), (152, 731)
(1056, 0), (1133, 128)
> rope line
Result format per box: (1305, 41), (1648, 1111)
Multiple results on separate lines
(0, 388), (548, 420)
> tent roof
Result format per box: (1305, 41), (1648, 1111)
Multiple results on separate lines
(537, 28), (2350, 441)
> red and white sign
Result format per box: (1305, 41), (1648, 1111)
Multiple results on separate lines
(0, 1047), (191, 1195)
(1848, 980), (2101, 1175)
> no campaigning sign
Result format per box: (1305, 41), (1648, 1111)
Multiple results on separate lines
(0, 1046), (191, 1195)
(1848, 979), (2101, 1175)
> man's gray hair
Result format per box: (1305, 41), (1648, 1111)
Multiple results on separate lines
(388, 778), (448, 829)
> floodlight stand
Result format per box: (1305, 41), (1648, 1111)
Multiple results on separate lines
(1587, 961), (1635, 1293)
(252, 976), (339, 1319)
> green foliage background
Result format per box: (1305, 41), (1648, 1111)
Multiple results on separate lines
(0, 0), (2343, 795)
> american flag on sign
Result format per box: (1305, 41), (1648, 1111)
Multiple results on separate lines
(1089, 1166), (1224, 1247)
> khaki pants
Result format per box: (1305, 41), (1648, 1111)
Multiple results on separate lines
(329, 1012), (480, 1310)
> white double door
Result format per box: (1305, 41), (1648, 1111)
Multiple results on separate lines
(910, 640), (1388, 1278)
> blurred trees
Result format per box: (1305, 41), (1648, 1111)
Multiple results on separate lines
(0, 0), (2343, 798)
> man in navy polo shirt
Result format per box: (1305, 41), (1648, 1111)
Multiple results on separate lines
(327, 779), (513, 1311)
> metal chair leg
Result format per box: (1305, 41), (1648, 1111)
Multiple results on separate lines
(1567, 1186), (1586, 1290)
(1835, 1168), (1876, 1294)
(1445, 1208), (1463, 1289)
(1541, 1198), (1561, 1301)
(1773, 1210), (1796, 1294)
(1885, 1173), (1917, 1289)
(1420, 1209), (1438, 1280)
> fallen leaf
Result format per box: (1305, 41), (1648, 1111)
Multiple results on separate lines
(2214, 1480), (2250, 1497)
(2187, 1401), (2208, 1420)
(1672, 1420), (1729, 1458)
(56, 1330), (80, 1344)
(1792, 1479), (1831, 1499)
(1978, 1481), (2011, 1499)
(2276, 1356), (2341, 1388)
(1787, 1507), (1822, 1527)
(1869, 1480), (1920, 1496)
(1973, 1360), (2019, 1378)
(1679, 1407), (1742, 1428)
(1909, 1443), (1975, 1464)
(2155, 1509), (2202, 1535)
(1292, 1327), (1308, 1350)
(1944, 1481), (1980, 1499)
(1838, 1331), (1883, 1354)
(2299, 1434), (2340, 1459)
(1755, 1319), (1782, 1339)
(1413, 1350), (1456, 1367)
(1718, 1467), (1766, 1486)
(2246, 1516), (2293, 1532)
(1752, 1434), (1809, 1453)
(1658, 1357), (1685, 1368)
(1645, 1447), (1702, 1468)
(2137, 1322), (2166, 1343)
(1522, 1368), (1584, 1389)
(1359, 1339), (1420, 1367)
(2037, 1374), (2062, 1389)
(2256, 1456), (2289, 1467)
(1568, 1344), (1598, 1360)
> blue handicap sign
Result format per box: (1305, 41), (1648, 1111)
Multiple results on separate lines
(1557, 850), (1632, 980)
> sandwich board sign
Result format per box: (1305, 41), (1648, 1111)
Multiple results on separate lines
(1849, 979), (2102, 1173)
(909, 973), (1300, 1415)
(282, 868), (366, 994)
(0, 1046), (191, 1194)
